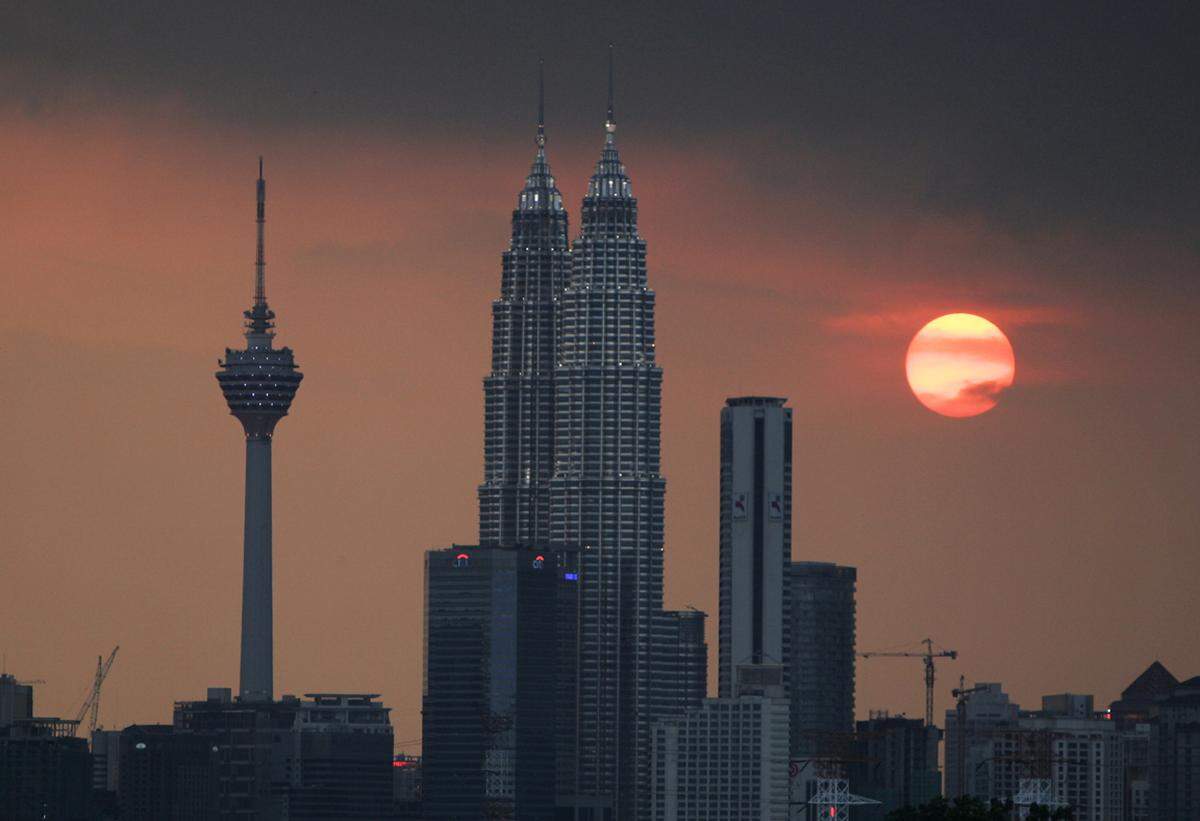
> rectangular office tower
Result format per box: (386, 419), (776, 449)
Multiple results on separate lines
(719, 397), (792, 698)
(422, 544), (573, 821)
(788, 562), (856, 758)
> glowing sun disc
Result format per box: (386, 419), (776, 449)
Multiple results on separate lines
(905, 313), (1015, 418)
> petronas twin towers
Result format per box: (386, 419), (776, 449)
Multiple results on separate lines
(478, 57), (666, 819)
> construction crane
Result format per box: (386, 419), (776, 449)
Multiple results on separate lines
(72, 646), (119, 737)
(858, 637), (957, 726)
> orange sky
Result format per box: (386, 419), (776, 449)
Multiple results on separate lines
(2, 103), (1198, 753)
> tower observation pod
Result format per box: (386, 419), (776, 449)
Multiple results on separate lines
(215, 158), (303, 703)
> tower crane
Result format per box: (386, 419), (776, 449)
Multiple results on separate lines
(72, 645), (119, 736)
(858, 637), (956, 726)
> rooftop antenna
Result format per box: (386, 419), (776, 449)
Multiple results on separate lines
(605, 43), (616, 137)
(254, 157), (266, 307)
(537, 57), (545, 147)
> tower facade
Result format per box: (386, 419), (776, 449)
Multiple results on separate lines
(788, 562), (856, 758)
(478, 63), (570, 548)
(215, 161), (302, 703)
(718, 397), (792, 698)
(422, 545), (562, 821)
(550, 60), (665, 818)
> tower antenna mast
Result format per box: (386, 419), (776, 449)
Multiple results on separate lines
(606, 43), (615, 133)
(537, 57), (545, 147)
(254, 157), (266, 306)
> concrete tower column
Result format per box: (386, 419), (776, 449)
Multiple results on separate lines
(239, 436), (273, 701)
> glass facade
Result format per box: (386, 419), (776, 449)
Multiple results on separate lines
(550, 122), (665, 819)
(787, 562), (857, 758)
(422, 545), (566, 821)
(479, 133), (569, 548)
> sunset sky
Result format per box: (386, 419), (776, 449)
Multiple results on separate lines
(2, 2), (1198, 751)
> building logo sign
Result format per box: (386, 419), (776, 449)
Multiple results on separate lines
(733, 492), (748, 520)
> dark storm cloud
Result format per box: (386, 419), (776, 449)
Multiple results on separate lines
(2, 1), (1197, 239)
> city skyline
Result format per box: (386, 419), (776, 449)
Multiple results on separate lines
(3, 0), (1198, 766)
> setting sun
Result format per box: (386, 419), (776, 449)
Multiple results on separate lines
(905, 313), (1016, 417)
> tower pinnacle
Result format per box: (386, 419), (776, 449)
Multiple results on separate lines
(245, 157), (275, 345)
(605, 43), (616, 140)
(255, 157), (265, 306)
(517, 60), (564, 213)
(537, 57), (545, 148)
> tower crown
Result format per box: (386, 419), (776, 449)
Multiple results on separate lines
(587, 44), (633, 201)
(217, 159), (302, 440)
(518, 59), (564, 213)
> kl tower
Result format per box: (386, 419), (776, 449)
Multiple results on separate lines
(216, 159), (302, 703)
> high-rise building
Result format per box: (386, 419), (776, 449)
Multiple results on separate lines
(788, 562), (856, 758)
(215, 160), (302, 703)
(651, 609), (708, 722)
(0, 674), (33, 729)
(944, 682), (1019, 801)
(719, 397), (792, 699)
(118, 723), (216, 821)
(1110, 661), (1178, 821)
(421, 544), (566, 821)
(550, 51), (664, 820)
(0, 718), (93, 821)
(147, 690), (392, 821)
(392, 754), (422, 818)
(651, 680), (790, 821)
(287, 694), (394, 820)
(478, 60), (569, 549)
(173, 689), (298, 818)
(1146, 674), (1200, 819)
(91, 728), (121, 795)
(848, 713), (941, 818)
(946, 684), (1127, 820)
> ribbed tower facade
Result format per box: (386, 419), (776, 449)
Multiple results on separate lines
(479, 65), (569, 547)
(551, 71), (665, 818)
(216, 160), (302, 703)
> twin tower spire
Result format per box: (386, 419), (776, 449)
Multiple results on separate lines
(535, 45), (616, 149)
(520, 46), (626, 213)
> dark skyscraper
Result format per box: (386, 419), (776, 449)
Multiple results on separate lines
(651, 609), (708, 723)
(421, 545), (562, 821)
(215, 160), (302, 703)
(479, 61), (569, 549)
(550, 51), (664, 819)
(849, 714), (942, 819)
(718, 397), (792, 699)
(788, 561), (857, 758)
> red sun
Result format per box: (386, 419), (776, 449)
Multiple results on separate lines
(905, 313), (1016, 418)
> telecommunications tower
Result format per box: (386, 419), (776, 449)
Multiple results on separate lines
(216, 159), (303, 702)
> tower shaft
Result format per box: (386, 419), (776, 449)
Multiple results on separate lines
(239, 438), (273, 701)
